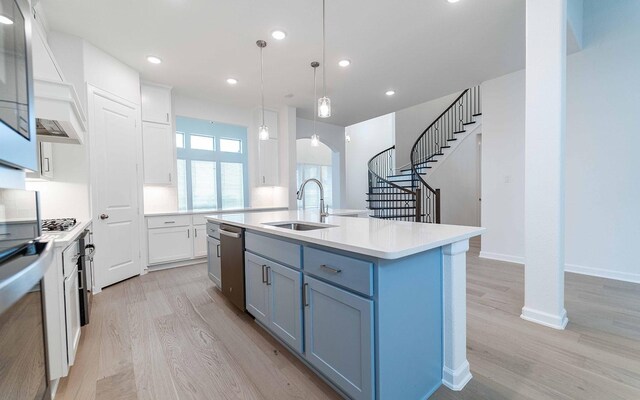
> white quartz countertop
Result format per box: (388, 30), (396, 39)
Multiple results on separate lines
(42, 219), (92, 248)
(206, 210), (484, 260)
(145, 207), (288, 217)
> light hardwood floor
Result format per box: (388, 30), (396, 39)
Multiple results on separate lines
(55, 238), (640, 399)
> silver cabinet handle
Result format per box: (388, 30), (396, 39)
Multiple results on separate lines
(187, 229), (190, 238)
(216, 244), (220, 258)
(265, 266), (271, 285)
(320, 264), (342, 274)
(303, 283), (309, 307)
(195, 228), (198, 238)
(164, 221), (175, 224)
(100, 213), (109, 220)
(219, 229), (241, 238)
(44, 157), (50, 172)
(169, 173), (172, 182)
(262, 264), (267, 283)
(166, 112), (169, 123)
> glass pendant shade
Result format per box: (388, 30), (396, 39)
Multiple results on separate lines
(310, 134), (320, 147)
(318, 96), (331, 118)
(258, 125), (269, 140)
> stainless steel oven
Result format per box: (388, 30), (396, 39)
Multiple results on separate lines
(0, 188), (52, 400)
(0, 0), (36, 171)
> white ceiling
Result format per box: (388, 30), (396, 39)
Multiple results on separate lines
(40, 0), (526, 127)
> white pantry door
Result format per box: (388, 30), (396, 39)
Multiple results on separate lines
(91, 90), (141, 289)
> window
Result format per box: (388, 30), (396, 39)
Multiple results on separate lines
(296, 164), (332, 209)
(220, 138), (242, 153)
(176, 116), (249, 211)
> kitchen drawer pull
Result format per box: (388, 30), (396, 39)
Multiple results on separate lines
(262, 264), (267, 283)
(303, 283), (309, 307)
(216, 244), (220, 258)
(265, 266), (271, 285)
(320, 264), (342, 274)
(187, 229), (190, 238)
(219, 229), (241, 238)
(164, 221), (176, 224)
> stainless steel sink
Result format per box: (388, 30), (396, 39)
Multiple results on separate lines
(265, 221), (335, 231)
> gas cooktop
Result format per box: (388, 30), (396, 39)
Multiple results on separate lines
(42, 218), (77, 232)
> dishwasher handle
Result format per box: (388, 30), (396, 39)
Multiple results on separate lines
(219, 228), (241, 239)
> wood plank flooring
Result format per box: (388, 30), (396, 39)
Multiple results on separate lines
(55, 238), (640, 399)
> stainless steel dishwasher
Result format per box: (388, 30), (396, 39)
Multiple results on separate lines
(218, 224), (245, 311)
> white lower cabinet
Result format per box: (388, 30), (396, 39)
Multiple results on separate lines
(207, 236), (221, 288)
(193, 225), (207, 257)
(63, 265), (81, 367)
(147, 226), (192, 264)
(304, 275), (374, 400)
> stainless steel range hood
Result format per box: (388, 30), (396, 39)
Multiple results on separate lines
(34, 78), (87, 145)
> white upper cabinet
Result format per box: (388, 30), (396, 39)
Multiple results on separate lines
(255, 108), (279, 186)
(142, 122), (175, 185)
(141, 84), (174, 185)
(141, 84), (172, 124)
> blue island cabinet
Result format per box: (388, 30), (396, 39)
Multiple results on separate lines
(243, 231), (444, 400)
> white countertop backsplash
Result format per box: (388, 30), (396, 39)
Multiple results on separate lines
(206, 210), (483, 260)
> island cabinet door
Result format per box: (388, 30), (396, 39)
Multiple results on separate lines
(303, 275), (374, 400)
(267, 262), (303, 353)
(245, 253), (270, 326)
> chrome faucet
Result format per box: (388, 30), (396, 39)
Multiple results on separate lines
(297, 178), (329, 222)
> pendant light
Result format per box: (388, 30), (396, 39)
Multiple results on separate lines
(311, 61), (321, 147)
(257, 40), (269, 140)
(318, 0), (331, 118)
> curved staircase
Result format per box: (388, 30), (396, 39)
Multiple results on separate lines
(366, 86), (482, 223)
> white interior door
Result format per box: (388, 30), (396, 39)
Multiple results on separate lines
(91, 90), (142, 289)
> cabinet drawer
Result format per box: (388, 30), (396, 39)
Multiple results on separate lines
(147, 215), (190, 229)
(304, 247), (373, 296)
(245, 232), (301, 269)
(62, 241), (80, 278)
(192, 214), (207, 226)
(206, 222), (220, 239)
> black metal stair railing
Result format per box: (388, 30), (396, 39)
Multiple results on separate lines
(367, 146), (421, 222)
(410, 86), (482, 223)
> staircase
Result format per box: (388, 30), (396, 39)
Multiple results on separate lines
(366, 86), (482, 223)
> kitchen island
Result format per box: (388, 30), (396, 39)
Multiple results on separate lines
(206, 210), (483, 400)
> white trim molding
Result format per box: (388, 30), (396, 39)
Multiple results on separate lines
(521, 306), (568, 330)
(479, 251), (524, 265)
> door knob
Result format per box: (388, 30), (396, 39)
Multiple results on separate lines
(100, 213), (109, 220)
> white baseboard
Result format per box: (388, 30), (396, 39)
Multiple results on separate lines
(521, 307), (568, 330)
(479, 252), (640, 284)
(565, 263), (640, 284)
(479, 251), (524, 264)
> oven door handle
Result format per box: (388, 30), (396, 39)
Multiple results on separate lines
(85, 244), (96, 258)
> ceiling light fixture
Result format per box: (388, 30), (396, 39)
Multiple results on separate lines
(318, 0), (331, 118)
(447, 0), (461, 3)
(338, 59), (351, 67)
(226, 78), (238, 85)
(271, 30), (287, 40)
(257, 40), (269, 141)
(345, 132), (351, 142)
(146, 55), (162, 64)
(310, 61), (321, 147)
(0, 14), (14, 25)
(385, 90), (396, 96)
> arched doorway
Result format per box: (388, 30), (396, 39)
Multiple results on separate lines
(296, 138), (333, 209)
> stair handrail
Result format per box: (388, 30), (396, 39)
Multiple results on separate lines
(409, 86), (481, 223)
(367, 145), (415, 195)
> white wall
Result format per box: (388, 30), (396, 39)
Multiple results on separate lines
(296, 118), (346, 208)
(345, 113), (395, 210)
(481, 0), (640, 283)
(395, 92), (461, 168)
(426, 128), (482, 227)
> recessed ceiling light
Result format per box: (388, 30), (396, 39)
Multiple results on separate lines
(385, 90), (396, 96)
(226, 78), (238, 85)
(447, 0), (461, 3)
(146, 55), (162, 64)
(0, 14), (14, 25)
(338, 59), (351, 67)
(271, 30), (287, 40)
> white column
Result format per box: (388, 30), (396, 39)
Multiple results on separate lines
(442, 239), (472, 390)
(521, 0), (569, 330)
